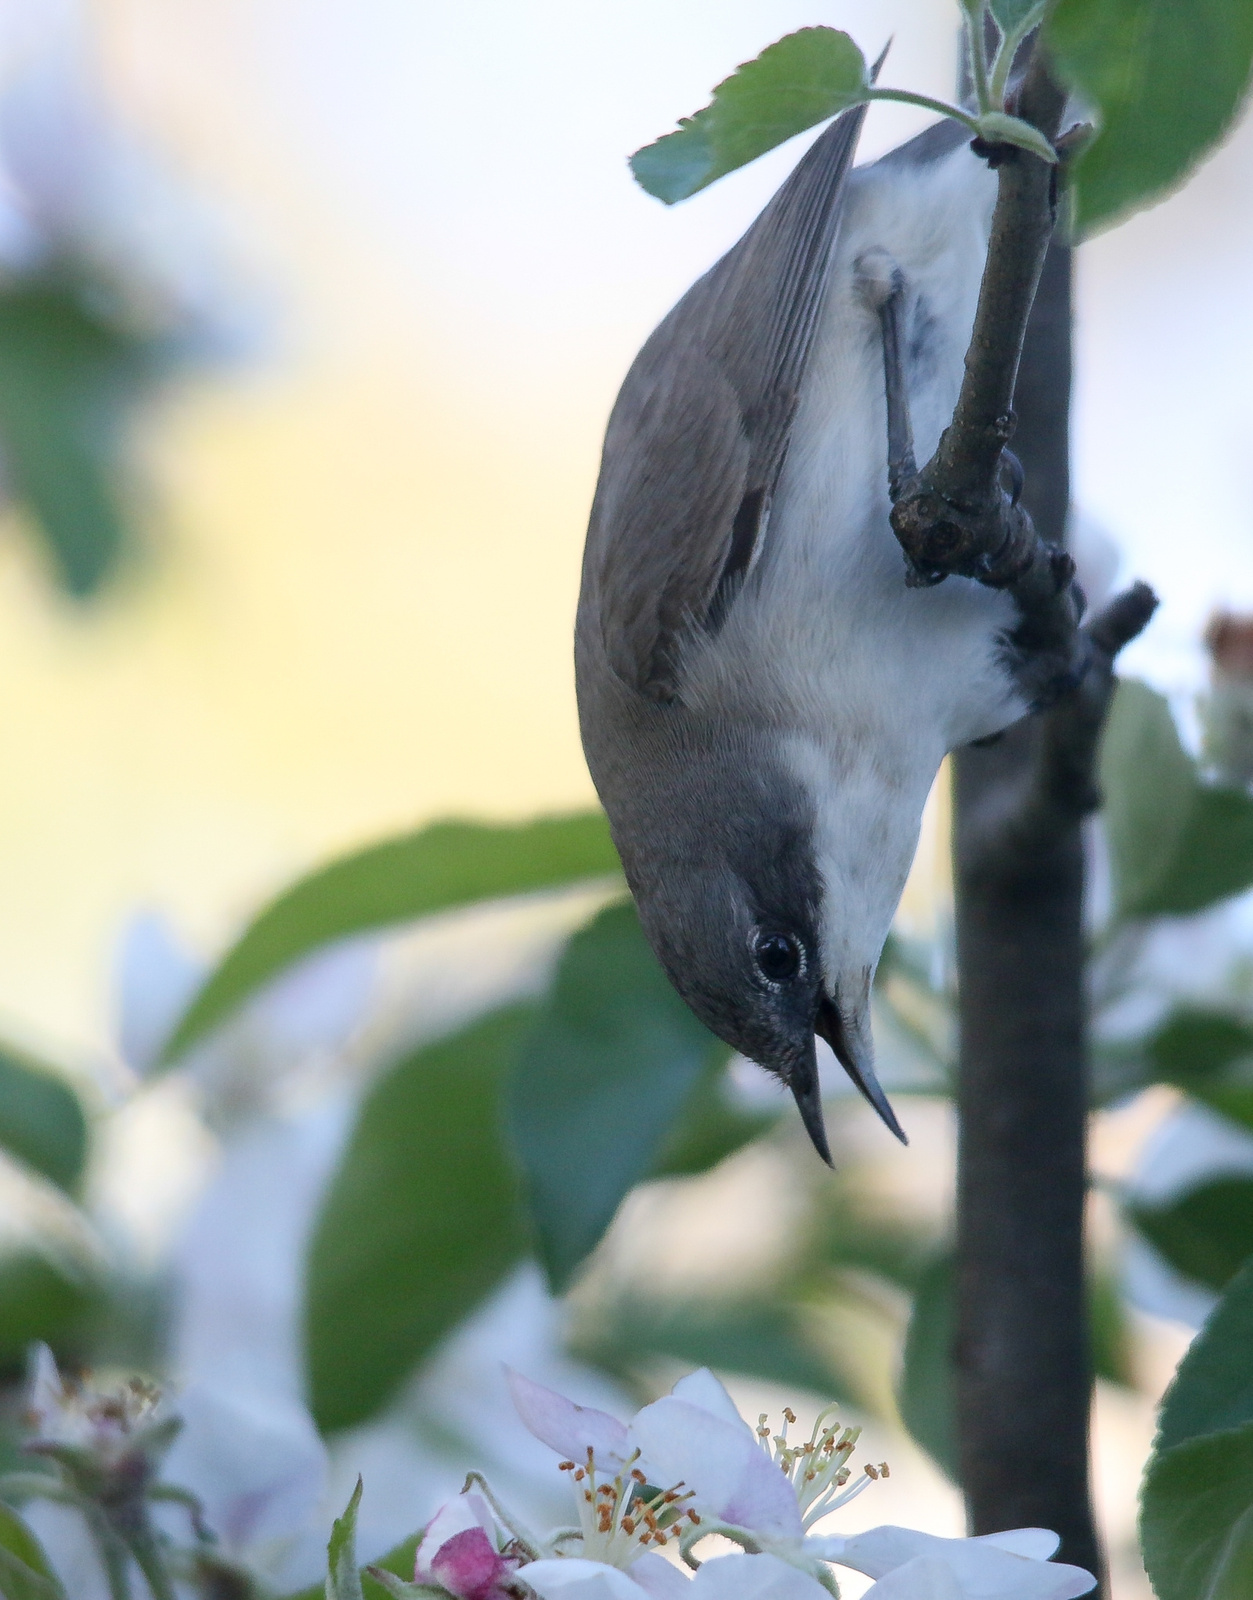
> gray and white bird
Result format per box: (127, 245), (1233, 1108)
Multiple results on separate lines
(576, 107), (1030, 1162)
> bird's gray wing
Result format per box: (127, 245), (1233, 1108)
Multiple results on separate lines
(581, 100), (871, 703)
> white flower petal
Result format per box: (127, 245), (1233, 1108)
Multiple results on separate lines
(522, 1557), (652, 1600)
(830, 1526), (1096, 1599)
(26, 1343), (65, 1429)
(862, 1554), (965, 1599)
(690, 1553), (830, 1599)
(976, 1531), (1060, 1562)
(629, 1398), (803, 1541)
(506, 1369), (631, 1468)
(627, 1552), (692, 1599)
(668, 1370), (752, 1435)
(162, 1381), (328, 1559)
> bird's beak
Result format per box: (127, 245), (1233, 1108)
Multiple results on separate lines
(788, 1034), (834, 1168)
(816, 991), (908, 1146)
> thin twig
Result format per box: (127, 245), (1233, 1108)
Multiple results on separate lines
(889, 45), (1083, 709)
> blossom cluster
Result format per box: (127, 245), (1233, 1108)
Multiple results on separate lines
(378, 1368), (1096, 1600)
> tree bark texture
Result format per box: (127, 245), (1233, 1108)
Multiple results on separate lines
(952, 240), (1104, 1583)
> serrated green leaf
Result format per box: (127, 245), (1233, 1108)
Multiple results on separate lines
(1098, 680), (1253, 919)
(630, 28), (869, 203)
(0, 1505), (63, 1600)
(1047, 0), (1253, 235)
(163, 812), (618, 1063)
(897, 1253), (958, 1483)
(1130, 1180), (1253, 1294)
(1158, 1257), (1253, 1452)
(989, 0), (1044, 33)
(305, 1009), (529, 1434)
(1141, 1421), (1253, 1600)
(326, 1480), (365, 1600)
(506, 901), (730, 1290)
(0, 282), (142, 598)
(0, 1047), (88, 1195)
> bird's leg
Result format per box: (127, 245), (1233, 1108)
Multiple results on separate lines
(856, 250), (918, 506)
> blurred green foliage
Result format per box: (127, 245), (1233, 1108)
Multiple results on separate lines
(0, 1047), (87, 1195)
(1141, 1260), (1253, 1599)
(0, 280), (144, 599)
(164, 813), (620, 1063)
(305, 1008), (531, 1434)
(1048, 0), (1253, 235)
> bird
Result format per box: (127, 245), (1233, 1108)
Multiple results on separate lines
(575, 104), (1032, 1164)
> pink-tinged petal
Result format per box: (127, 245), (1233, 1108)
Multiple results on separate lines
(506, 1369), (631, 1468)
(428, 1528), (514, 1600)
(415, 1493), (497, 1582)
(861, 1555), (964, 1599)
(520, 1557), (651, 1600)
(689, 1553), (830, 1599)
(667, 1370), (752, 1435)
(974, 1530), (1061, 1561)
(830, 1526), (1096, 1599)
(627, 1552), (692, 1599)
(629, 1399), (803, 1541)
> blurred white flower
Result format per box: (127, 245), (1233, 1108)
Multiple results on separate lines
(0, 0), (254, 355)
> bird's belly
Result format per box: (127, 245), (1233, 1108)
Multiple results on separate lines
(683, 138), (1027, 758)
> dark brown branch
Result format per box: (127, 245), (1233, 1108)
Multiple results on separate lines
(958, 583), (1159, 876)
(889, 49), (1083, 709)
(951, 226), (1153, 1594)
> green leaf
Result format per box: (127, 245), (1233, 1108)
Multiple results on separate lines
(897, 1253), (958, 1483)
(0, 1505), (63, 1600)
(989, 0), (1044, 32)
(1141, 1421), (1253, 1600)
(630, 28), (869, 203)
(506, 901), (730, 1290)
(364, 1536), (423, 1600)
(0, 1253), (98, 1375)
(577, 1291), (854, 1402)
(163, 812), (618, 1062)
(0, 1047), (88, 1195)
(326, 1479), (365, 1600)
(1130, 1179), (1253, 1293)
(1157, 1256), (1253, 1452)
(1152, 787), (1253, 919)
(1098, 679), (1253, 918)
(0, 282), (142, 598)
(0, 1548), (63, 1600)
(1144, 1009), (1253, 1129)
(1047, 0), (1253, 234)
(305, 1009), (529, 1434)
(1099, 679), (1197, 918)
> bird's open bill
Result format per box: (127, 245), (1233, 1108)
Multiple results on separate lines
(803, 992), (909, 1159)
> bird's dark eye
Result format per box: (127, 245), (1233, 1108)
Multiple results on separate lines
(754, 931), (803, 983)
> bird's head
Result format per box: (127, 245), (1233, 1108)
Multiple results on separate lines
(604, 717), (910, 1164)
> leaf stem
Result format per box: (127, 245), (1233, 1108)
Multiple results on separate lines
(988, 2), (1048, 106)
(865, 88), (980, 131)
(962, 1), (994, 113)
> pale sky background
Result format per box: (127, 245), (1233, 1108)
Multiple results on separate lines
(0, 0), (1249, 1056)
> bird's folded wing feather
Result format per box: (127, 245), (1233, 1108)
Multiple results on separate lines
(581, 99), (871, 703)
